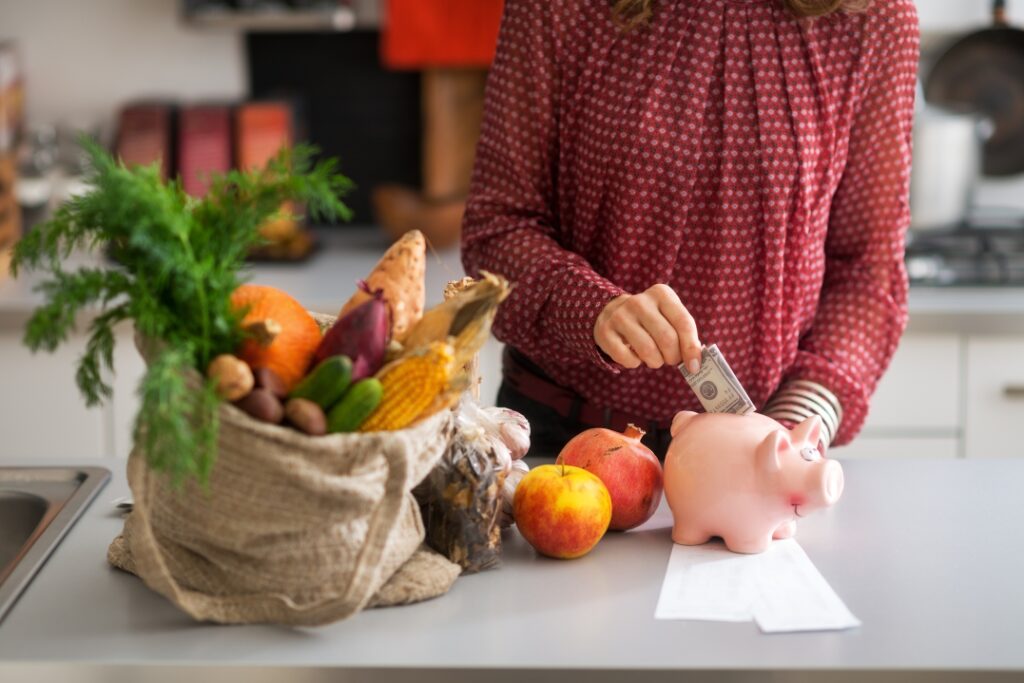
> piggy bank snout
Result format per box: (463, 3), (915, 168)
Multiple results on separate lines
(820, 460), (844, 506)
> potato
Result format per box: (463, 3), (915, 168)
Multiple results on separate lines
(235, 388), (284, 424)
(253, 367), (288, 400)
(206, 354), (254, 401)
(285, 398), (327, 436)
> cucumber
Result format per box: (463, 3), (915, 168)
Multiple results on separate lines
(327, 379), (384, 433)
(289, 355), (352, 410)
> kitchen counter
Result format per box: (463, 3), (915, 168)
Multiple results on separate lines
(3, 227), (1024, 333)
(1, 457), (1022, 682)
(904, 287), (1024, 334)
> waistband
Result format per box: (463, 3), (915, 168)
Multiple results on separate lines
(501, 347), (675, 433)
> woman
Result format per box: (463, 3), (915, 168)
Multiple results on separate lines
(461, 0), (918, 457)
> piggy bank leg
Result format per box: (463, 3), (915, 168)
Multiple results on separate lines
(722, 533), (773, 554)
(772, 520), (797, 540)
(672, 524), (713, 547)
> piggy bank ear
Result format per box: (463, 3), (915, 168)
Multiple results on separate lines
(671, 410), (699, 438)
(757, 429), (792, 473)
(790, 414), (826, 456)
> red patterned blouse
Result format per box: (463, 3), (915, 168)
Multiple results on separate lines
(461, 0), (919, 446)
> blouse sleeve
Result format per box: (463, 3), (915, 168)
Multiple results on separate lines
(784, 2), (920, 446)
(460, 0), (626, 370)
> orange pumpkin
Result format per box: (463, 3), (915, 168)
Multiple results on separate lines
(231, 284), (322, 392)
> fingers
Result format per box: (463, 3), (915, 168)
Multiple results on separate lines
(594, 295), (643, 368)
(595, 326), (643, 369)
(601, 298), (669, 369)
(634, 301), (682, 366)
(594, 286), (702, 371)
(615, 317), (665, 368)
(647, 284), (702, 371)
(596, 300), (658, 369)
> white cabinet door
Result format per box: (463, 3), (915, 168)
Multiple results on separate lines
(0, 331), (109, 459)
(965, 337), (1024, 458)
(861, 333), (961, 433)
(834, 436), (958, 460)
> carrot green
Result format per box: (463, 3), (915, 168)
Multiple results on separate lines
(11, 138), (352, 484)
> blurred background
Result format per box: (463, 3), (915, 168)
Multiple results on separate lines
(1, 0), (1023, 461)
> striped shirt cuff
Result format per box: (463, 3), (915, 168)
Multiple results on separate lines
(764, 380), (843, 447)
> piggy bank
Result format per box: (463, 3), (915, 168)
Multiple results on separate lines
(663, 411), (844, 554)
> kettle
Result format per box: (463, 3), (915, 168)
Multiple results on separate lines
(910, 87), (993, 231)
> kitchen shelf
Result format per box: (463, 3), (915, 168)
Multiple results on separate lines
(183, 5), (377, 32)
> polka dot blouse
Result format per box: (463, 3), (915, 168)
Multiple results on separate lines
(461, 0), (919, 446)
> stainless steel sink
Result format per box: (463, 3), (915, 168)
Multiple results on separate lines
(0, 467), (110, 624)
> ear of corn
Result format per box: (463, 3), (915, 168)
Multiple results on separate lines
(360, 341), (455, 432)
(413, 374), (471, 425)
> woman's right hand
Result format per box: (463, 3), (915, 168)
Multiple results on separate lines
(594, 284), (702, 373)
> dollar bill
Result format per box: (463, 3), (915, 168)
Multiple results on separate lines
(678, 344), (756, 415)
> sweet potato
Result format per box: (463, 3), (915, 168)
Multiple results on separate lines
(339, 230), (425, 342)
(315, 285), (390, 379)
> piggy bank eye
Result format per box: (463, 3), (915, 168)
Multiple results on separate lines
(800, 446), (821, 462)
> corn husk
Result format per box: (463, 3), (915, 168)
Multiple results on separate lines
(404, 272), (510, 420)
(401, 271), (509, 352)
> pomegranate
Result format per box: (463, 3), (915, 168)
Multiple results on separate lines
(556, 424), (663, 531)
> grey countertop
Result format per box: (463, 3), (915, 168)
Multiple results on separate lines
(904, 287), (1024, 334)
(3, 228), (1024, 334)
(0, 456), (1022, 680)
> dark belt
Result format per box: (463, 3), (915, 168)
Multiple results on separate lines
(501, 347), (674, 434)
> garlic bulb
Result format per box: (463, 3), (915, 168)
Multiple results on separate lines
(499, 459), (531, 528)
(488, 407), (531, 460)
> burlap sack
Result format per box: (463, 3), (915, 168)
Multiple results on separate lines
(108, 406), (459, 626)
(108, 316), (461, 626)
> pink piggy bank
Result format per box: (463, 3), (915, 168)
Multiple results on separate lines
(663, 411), (844, 554)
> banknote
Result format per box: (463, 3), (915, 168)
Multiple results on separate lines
(678, 344), (756, 415)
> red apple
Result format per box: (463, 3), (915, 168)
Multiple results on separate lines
(556, 424), (663, 531)
(513, 464), (612, 559)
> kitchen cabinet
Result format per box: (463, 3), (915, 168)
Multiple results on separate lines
(965, 336), (1024, 458)
(0, 328), (1016, 461)
(843, 333), (1024, 459)
(0, 325), (144, 461)
(836, 333), (961, 459)
(2, 330), (1020, 461)
(0, 331), (108, 459)
(858, 333), (961, 432)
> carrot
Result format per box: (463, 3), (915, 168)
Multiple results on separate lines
(339, 230), (426, 342)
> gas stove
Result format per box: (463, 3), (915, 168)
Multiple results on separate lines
(905, 220), (1024, 287)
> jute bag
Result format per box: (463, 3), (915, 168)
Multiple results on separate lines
(108, 318), (461, 627)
